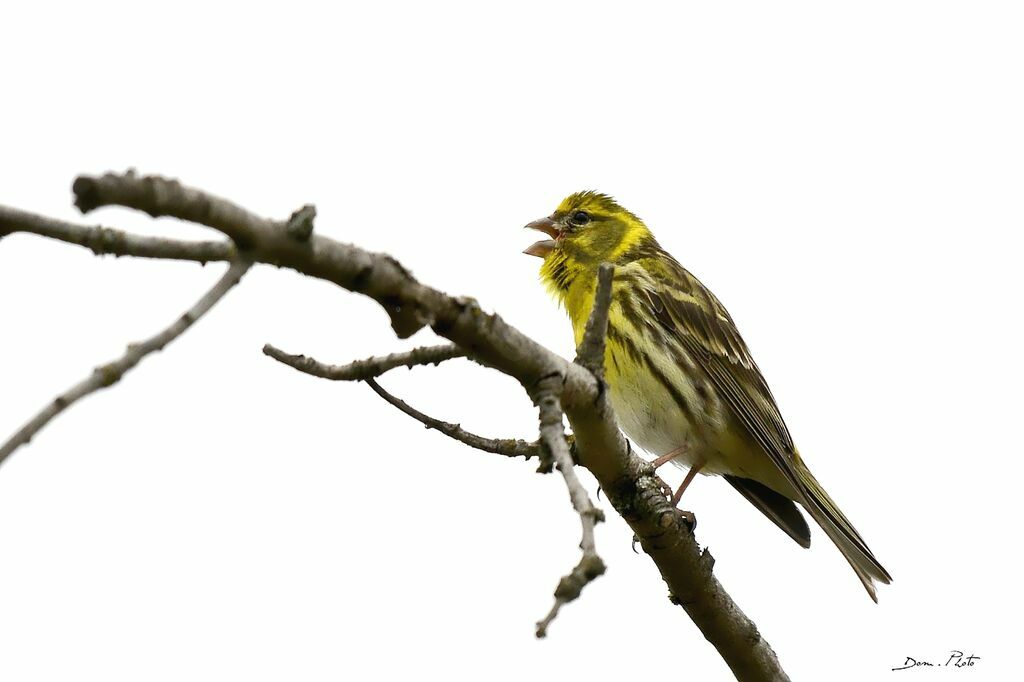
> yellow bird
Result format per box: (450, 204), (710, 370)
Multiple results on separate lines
(524, 191), (891, 601)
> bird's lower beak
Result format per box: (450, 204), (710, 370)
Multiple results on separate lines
(524, 217), (561, 258)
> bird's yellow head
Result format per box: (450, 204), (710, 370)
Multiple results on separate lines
(524, 191), (655, 297)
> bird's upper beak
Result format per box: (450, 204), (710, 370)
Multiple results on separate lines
(523, 216), (562, 258)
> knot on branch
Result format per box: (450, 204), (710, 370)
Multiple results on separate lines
(95, 363), (122, 388)
(553, 553), (607, 601)
(85, 226), (124, 256)
(430, 294), (481, 337)
(376, 256), (432, 338)
(382, 297), (429, 339)
(700, 546), (716, 573)
(285, 204), (316, 241)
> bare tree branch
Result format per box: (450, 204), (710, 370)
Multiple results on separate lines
(365, 379), (538, 460)
(72, 170), (274, 250)
(0, 171), (791, 680)
(263, 343), (466, 381)
(534, 263), (615, 637)
(533, 376), (606, 638)
(0, 204), (233, 263)
(264, 343), (538, 459)
(0, 258), (252, 467)
(574, 263), (614, 377)
(71, 170), (432, 338)
(67, 170), (790, 680)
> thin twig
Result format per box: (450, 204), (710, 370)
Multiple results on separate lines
(536, 264), (615, 636)
(0, 205), (234, 263)
(534, 378), (606, 638)
(574, 263), (614, 377)
(364, 379), (538, 459)
(266, 343), (538, 458)
(263, 343), (466, 381)
(0, 259), (252, 467)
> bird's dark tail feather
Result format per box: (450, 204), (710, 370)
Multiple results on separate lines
(725, 475), (811, 548)
(792, 453), (893, 602)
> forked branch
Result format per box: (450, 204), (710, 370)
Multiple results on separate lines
(263, 343), (539, 459)
(0, 172), (790, 682)
(533, 377), (606, 637)
(533, 263), (615, 637)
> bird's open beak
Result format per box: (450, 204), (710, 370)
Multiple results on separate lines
(523, 216), (561, 258)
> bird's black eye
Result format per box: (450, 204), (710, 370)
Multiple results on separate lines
(569, 210), (591, 226)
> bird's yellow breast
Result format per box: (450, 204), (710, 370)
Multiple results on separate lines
(563, 273), (778, 483)
(565, 277), (712, 469)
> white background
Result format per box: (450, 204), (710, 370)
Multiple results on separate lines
(1, 2), (1021, 680)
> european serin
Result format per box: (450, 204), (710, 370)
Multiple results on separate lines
(525, 191), (891, 601)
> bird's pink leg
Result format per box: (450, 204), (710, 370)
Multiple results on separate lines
(650, 443), (688, 470)
(671, 460), (705, 508)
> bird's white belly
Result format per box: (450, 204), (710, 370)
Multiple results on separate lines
(606, 355), (719, 472)
(606, 357), (789, 487)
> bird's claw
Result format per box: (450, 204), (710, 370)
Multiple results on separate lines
(654, 477), (696, 530)
(657, 478), (674, 500)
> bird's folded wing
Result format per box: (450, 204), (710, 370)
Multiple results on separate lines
(641, 262), (890, 598)
(641, 261), (799, 485)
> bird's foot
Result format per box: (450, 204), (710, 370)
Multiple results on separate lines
(676, 509), (697, 531)
(656, 477), (674, 500)
(631, 509), (696, 553)
(653, 474), (697, 530)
